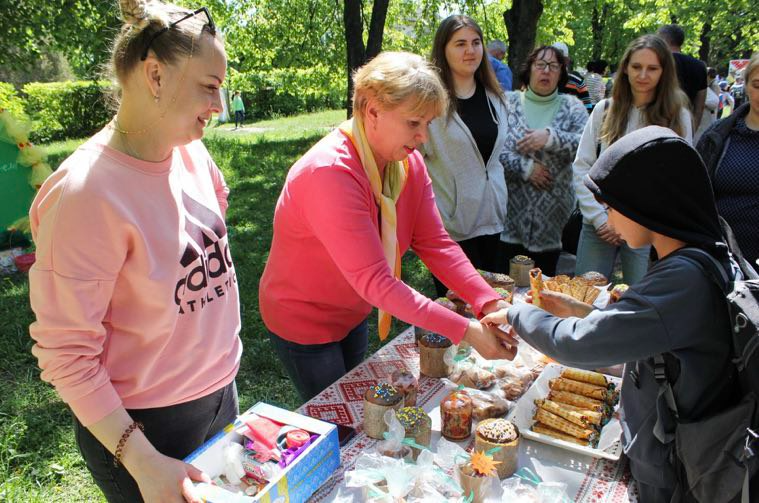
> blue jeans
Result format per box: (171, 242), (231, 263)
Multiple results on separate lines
(234, 110), (244, 127)
(575, 223), (649, 284)
(75, 381), (238, 503)
(268, 319), (368, 402)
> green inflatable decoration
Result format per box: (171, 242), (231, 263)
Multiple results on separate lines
(0, 119), (35, 230)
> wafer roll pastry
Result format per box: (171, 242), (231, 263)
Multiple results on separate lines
(560, 368), (609, 388)
(532, 423), (590, 446)
(549, 377), (607, 401)
(533, 407), (598, 441)
(554, 401), (606, 426)
(534, 399), (596, 429)
(548, 390), (608, 415)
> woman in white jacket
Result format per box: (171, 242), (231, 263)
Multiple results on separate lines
(425, 15), (509, 296)
(573, 34), (692, 283)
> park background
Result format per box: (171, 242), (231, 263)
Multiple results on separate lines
(0, 0), (757, 501)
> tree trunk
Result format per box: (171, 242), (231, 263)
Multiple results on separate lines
(590, 2), (609, 61)
(503, 0), (544, 89)
(343, 0), (390, 118)
(366, 0), (389, 59)
(343, 0), (366, 118)
(699, 22), (711, 64)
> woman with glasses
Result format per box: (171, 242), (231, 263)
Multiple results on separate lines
(424, 15), (510, 295)
(572, 34), (692, 284)
(260, 51), (517, 403)
(498, 45), (588, 275)
(28, 1), (236, 501)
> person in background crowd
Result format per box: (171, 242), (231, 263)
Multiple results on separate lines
(28, 2), (241, 501)
(697, 53), (759, 269)
(585, 59), (608, 106)
(657, 24), (707, 127)
(553, 42), (593, 113)
(231, 90), (245, 129)
(732, 71), (747, 108)
(259, 51), (517, 402)
(718, 80), (735, 118)
(605, 63), (617, 98)
(694, 67), (721, 142)
(483, 126), (740, 503)
(486, 39), (513, 91)
(573, 34), (693, 283)
(499, 45), (588, 275)
(425, 15), (510, 295)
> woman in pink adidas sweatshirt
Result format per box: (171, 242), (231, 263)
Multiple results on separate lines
(28, 2), (238, 502)
(259, 52), (517, 402)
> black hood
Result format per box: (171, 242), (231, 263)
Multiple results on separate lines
(583, 126), (724, 249)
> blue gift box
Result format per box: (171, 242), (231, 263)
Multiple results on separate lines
(185, 402), (340, 502)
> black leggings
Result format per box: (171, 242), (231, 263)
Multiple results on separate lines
(433, 232), (506, 297)
(74, 381), (238, 503)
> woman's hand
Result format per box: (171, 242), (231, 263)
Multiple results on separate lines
(531, 290), (594, 319)
(517, 128), (550, 155)
(596, 222), (623, 246)
(463, 319), (518, 360)
(129, 451), (210, 503)
(529, 163), (553, 190)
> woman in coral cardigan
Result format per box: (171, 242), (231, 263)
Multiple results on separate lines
(259, 52), (517, 401)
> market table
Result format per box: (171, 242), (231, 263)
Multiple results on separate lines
(298, 326), (639, 503)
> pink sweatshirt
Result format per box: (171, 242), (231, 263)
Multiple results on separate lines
(29, 130), (242, 427)
(259, 129), (499, 345)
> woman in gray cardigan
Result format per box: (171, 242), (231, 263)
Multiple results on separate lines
(425, 15), (509, 296)
(499, 45), (588, 275)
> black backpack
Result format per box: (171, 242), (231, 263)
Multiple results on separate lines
(653, 240), (759, 502)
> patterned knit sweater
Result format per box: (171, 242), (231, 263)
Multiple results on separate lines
(499, 92), (588, 251)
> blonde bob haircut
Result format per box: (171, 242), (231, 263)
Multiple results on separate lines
(352, 51), (449, 119)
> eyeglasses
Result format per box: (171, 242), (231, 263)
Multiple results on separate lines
(533, 60), (562, 73)
(140, 7), (216, 61)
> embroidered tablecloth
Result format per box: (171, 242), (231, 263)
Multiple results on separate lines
(297, 327), (638, 502)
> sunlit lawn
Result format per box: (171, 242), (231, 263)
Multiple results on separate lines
(0, 109), (435, 501)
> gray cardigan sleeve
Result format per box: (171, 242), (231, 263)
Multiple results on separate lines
(506, 290), (674, 370)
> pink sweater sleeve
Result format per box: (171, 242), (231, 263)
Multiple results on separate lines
(299, 166), (471, 343)
(28, 170), (125, 426)
(409, 166), (499, 316)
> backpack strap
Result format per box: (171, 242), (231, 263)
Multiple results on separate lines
(652, 353), (681, 444)
(595, 100), (610, 158)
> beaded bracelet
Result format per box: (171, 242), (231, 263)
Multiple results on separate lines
(113, 421), (144, 467)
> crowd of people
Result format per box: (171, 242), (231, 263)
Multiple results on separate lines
(24, 1), (758, 501)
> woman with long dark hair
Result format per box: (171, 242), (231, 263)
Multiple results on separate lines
(573, 34), (692, 283)
(425, 15), (509, 295)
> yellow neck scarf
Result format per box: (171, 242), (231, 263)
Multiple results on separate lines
(339, 116), (409, 340)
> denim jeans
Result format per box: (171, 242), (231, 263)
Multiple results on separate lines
(74, 381), (238, 503)
(234, 110), (244, 127)
(268, 319), (368, 402)
(575, 222), (649, 284)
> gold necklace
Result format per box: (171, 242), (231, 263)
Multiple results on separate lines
(112, 120), (143, 160)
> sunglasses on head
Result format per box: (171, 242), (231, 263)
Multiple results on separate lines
(140, 7), (216, 61)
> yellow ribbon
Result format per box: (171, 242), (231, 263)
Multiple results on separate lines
(339, 116), (408, 340)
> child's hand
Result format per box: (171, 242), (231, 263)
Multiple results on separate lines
(538, 290), (594, 319)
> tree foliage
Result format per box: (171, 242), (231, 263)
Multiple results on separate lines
(2, 0), (756, 92)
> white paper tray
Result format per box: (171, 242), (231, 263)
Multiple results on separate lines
(507, 363), (623, 461)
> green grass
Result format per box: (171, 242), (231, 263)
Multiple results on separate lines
(0, 109), (435, 501)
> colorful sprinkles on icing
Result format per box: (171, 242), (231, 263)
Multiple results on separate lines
(372, 382), (398, 399)
(396, 407), (426, 428)
(422, 333), (449, 345)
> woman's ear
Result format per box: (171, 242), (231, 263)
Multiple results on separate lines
(142, 56), (163, 100)
(364, 98), (380, 128)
